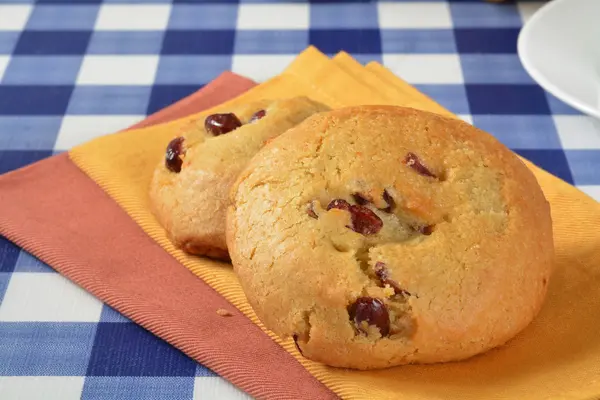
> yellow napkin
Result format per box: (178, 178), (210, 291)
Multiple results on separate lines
(70, 47), (600, 400)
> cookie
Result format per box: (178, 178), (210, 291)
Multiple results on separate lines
(150, 97), (329, 260)
(226, 105), (554, 369)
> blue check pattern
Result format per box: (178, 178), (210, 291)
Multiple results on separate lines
(1, 0), (598, 398)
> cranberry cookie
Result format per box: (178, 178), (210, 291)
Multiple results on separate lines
(227, 105), (554, 369)
(150, 97), (329, 260)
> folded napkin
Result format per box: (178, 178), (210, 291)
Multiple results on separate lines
(2, 46), (600, 399)
(0, 73), (335, 400)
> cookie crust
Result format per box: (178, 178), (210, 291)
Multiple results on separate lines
(150, 97), (329, 259)
(227, 105), (554, 369)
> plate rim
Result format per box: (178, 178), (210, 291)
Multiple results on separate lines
(517, 0), (600, 119)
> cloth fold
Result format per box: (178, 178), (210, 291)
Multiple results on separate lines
(2, 47), (600, 400)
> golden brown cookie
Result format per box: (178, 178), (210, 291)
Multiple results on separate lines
(150, 97), (329, 260)
(226, 105), (554, 369)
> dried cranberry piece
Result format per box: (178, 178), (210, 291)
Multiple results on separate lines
(204, 113), (242, 136)
(327, 199), (351, 211)
(418, 225), (434, 235)
(352, 193), (369, 205)
(403, 152), (436, 178)
(306, 202), (318, 219)
(327, 199), (383, 235)
(292, 334), (304, 356)
(349, 205), (383, 235)
(249, 109), (266, 123)
(348, 297), (390, 336)
(381, 190), (395, 213)
(374, 262), (410, 296)
(165, 137), (185, 173)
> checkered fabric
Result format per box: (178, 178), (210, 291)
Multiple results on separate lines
(0, 0), (598, 398)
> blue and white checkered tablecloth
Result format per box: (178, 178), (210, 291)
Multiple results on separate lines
(0, 0), (598, 398)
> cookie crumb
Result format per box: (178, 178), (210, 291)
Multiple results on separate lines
(383, 286), (395, 298)
(216, 308), (233, 317)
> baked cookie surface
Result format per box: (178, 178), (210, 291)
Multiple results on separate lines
(150, 97), (329, 260)
(226, 105), (554, 369)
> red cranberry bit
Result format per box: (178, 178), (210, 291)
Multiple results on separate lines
(349, 205), (383, 235)
(348, 297), (390, 336)
(306, 203), (318, 219)
(403, 152), (436, 178)
(165, 137), (185, 173)
(374, 262), (410, 296)
(352, 193), (369, 205)
(204, 113), (242, 136)
(327, 198), (351, 211)
(381, 190), (395, 213)
(419, 225), (434, 235)
(327, 199), (383, 235)
(249, 109), (266, 123)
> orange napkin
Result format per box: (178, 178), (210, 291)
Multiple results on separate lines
(0, 72), (336, 400)
(68, 47), (600, 399)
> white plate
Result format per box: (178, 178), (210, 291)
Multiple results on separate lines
(518, 0), (600, 119)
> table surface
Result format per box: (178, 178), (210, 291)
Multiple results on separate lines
(1, 0), (599, 399)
